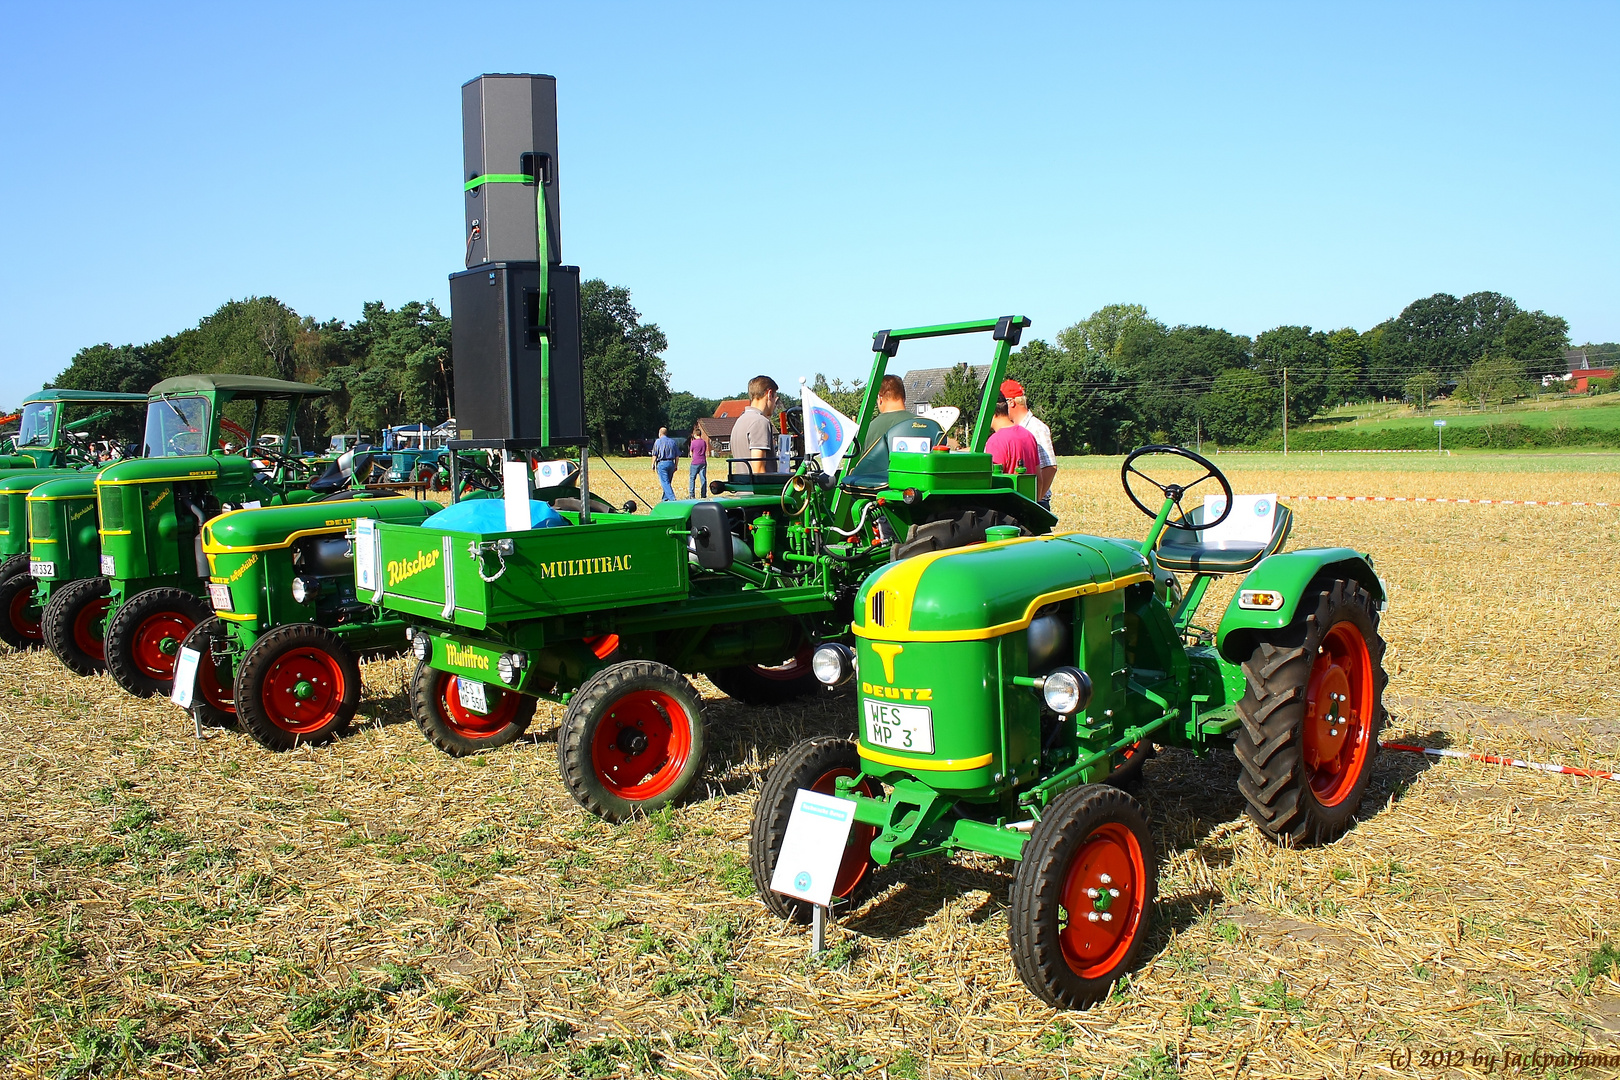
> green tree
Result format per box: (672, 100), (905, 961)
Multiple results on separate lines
(1454, 354), (1531, 407)
(1006, 338), (1137, 454)
(1056, 303), (1164, 359)
(932, 363), (982, 443)
(1404, 370), (1440, 411)
(809, 374), (865, 418)
(579, 279), (670, 450)
(1500, 310), (1570, 379)
(1252, 325), (1329, 426)
(1199, 369), (1281, 445)
(1115, 324), (1250, 443)
(50, 343), (166, 398)
(1324, 328), (1366, 406)
(318, 301), (453, 439)
(666, 392), (720, 434)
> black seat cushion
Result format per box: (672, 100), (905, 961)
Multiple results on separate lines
(1155, 539), (1269, 574)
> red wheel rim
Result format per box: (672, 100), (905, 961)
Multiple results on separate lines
(435, 672), (523, 738)
(808, 766), (877, 901)
(1057, 821), (1148, 979)
(72, 597), (111, 661)
(589, 689), (694, 802)
(196, 647), (235, 714)
(259, 646), (345, 734)
(9, 586), (41, 641)
(1301, 622), (1375, 807)
(130, 610), (197, 680)
(753, 644), (813, 682)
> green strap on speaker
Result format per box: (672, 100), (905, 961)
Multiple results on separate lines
(463, 173), (533, 191)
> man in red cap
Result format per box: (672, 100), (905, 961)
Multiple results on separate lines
(1000, 379), (1056, 511)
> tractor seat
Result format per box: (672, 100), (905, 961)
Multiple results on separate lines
(1155, 495), (1292, 575)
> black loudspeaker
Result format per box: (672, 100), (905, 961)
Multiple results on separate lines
(462, 75), (560, 267)
(450, 262), (585, 445)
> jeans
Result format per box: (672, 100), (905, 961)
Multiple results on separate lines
(688, 463), (707, 498)
(655, 460), (677, 501)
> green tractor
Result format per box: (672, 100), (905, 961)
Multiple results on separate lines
(750, 445), (1388, 1009)
(69, 374), (358, 696)
(0, 474), (104, 655)
(0, 389), (148, 471)
(178, 493), (435, 748)
(366, 317), (1053, 821)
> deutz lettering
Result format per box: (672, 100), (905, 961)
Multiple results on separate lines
(861, 681), (933, 701)
(537, 555), (632, 579)
(323, 516), (358, 528)
(446, 642), (490, 671)
(387, 548), (440, 586)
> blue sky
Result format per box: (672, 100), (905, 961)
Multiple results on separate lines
(1, 2), (1615, 407)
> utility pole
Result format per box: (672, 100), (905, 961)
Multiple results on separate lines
(1282, 366), (1289, 457)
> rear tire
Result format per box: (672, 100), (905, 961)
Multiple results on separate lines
(1106, 740), (1156, 789)
(179, 616), (237, 729)
(0, 573), (44, 650)
(1009, 784), (1156, 1010)
(707, 644), (819, 705)
(749, 737), (881, 923)
(894, 506), (1024, 561)
(236, 624), (359, 750)
(411, 660), (536, 756)
(0, 553), (30, 584)
(557, 661), (706, 822)
(43, 576), (112, 676)
(105, 587), (210, 697)
(1234, 578), (1387, 846)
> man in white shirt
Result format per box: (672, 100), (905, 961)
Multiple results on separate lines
(1001, 379), (1056, 511)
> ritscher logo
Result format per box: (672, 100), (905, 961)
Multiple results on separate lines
(387, 548), (440, 587)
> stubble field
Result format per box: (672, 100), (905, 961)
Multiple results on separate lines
(2, 452), (1618, 1079)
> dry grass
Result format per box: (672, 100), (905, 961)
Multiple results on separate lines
(2, 454), (1618, 1079)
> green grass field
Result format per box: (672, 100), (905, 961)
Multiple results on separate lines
(1308, 394), (1620, 432)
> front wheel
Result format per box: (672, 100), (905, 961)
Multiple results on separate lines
(43, 576), (112, 676)
(0, 573), (44, 650)
(235, 623), (360, 750)
(556, 660), (706, 822)
(1234, 578), (1388, 846)
(104, 587), (211, 697)
(749, 737), (881, 923)
(411, 660), (536, 756)
(179, 616), (237, 729)
(1009, 784), (1157, 1010)
(0, 553), (30, 584)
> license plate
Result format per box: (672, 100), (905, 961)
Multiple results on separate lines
(863, 699), (934, 754)
(456, 678), (489, 714)
(29, 560), (55, 578)
(100, 554), (115, 576)
(207, 582), (233, 611)
(170, 647), (202, 709)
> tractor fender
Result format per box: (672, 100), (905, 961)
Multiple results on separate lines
(1215, 547), (1384, 663)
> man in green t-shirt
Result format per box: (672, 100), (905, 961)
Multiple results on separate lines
(842, 375), (943, 488)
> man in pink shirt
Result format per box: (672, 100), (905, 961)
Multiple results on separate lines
(984, 397), (1042, 484)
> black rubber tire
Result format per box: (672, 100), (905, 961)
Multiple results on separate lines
(105, 587), (211, 698)
(707, 644), (819, 706)
(234, 624), (361, 750)
(556, 660), (707, 822)
(1233, 577), (1388, 846)
(43, 576), (112, 676)
(178, 616), (238, 729)
(1008, 784), (1157, 1010)
(894, 506), (1024, 561)
(410, 659), (537, 757)
(749, 737), (882, 923)
(1106, 741), (1156, 789)
(0, 553), (31, 584)
(0, 572), (44, 651)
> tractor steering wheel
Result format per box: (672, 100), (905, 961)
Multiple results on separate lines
(1121, 445), (1234, 532)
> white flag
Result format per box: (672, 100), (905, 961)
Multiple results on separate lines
(799, 381), (857, 474)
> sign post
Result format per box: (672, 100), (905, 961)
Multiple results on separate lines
(1434, 419), (1447, 453)
(770, 788), (858, 956)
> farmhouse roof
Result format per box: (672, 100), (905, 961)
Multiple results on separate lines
(713, 399), (749, 419)
(903, 365), (991, 409)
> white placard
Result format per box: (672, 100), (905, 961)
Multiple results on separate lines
(891, 435), (932, 455)
(354, 518), (378, 594)
(769, 788), (858, 908)
(456, 678), (489, 714)
(532, 459), (578, 490)
(503, 460), (533, 531)
(100, 554), (115, 576)
(170, 647), (202, 709)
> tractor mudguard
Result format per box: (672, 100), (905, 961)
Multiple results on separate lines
(1214, 547), (1383, 662)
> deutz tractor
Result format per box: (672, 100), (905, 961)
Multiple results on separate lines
(69, 374), (346, 695)
(0, 473), (103, 654)
(179, 493), (434, 748)
(750, 445), (1388, 1009)
(365, 317), (1054, 821)
(0, 389), (148, 471)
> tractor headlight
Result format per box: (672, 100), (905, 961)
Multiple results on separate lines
(1039, 667), (1092, 715)
(411, 634), (431, 662)
(496, 652), (524, 686)
(811, 643), (856, 687)
(290, 576), (312, 603)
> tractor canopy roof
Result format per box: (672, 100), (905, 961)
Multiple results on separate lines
(23, 389), (149, 405)
(854, 533), (1153, 641)
(149, 375), (330, 399)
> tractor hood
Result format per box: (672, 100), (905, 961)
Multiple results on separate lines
(28, 475), (98, 500)
(853, 533), (1153, 642)
(0, 468), (78, 493)
(96, 455), (226, 486)
(203, 496), (433, 553)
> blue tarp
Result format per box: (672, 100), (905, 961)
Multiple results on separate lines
(422, 499), (567, 532)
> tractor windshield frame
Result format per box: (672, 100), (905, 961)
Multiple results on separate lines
(143, 395), (214, 459)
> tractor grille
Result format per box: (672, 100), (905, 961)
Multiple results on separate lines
(99, 487), (124, 532)
(870, 589), (886, 627)
(29, 500), (50, 539)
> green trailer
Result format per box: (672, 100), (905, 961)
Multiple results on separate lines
(750, 446), (1389, 1008)
(0, 389), (148, 471)
(365, 317), (1053, 821)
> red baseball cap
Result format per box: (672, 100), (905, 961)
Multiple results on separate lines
(1000, 379), (1025, 398)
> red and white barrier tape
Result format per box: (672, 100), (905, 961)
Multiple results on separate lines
(1380, 741), (1618, 782)
(1281, 495), (1613, 507)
